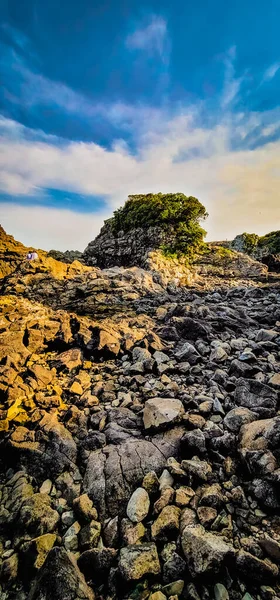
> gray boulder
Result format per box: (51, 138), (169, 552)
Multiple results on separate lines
(235, 379), (277, 417)
(181, 525), (235, 576)
(143, 397), (184, 430)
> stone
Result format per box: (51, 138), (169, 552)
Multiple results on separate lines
(18, 493), (59, 537)
(214, 583), (229, 600)
(256, 329), (278, 342)
(236, 550), (278, 582)
(40, 480), (52, 495)
(175, 486), (195, 507)
(79, 519), (101, 550)
(181, 458), (212, 482)
(83, 437), (180, 518)
(259, 536), (280, 562)
(63, 521), (81, 551)
(269, 373), (280, 387)
(118, 543), (161, 581)
(151, 505), (181, 541)
(73, 494), (98, 523)
(143, 398), (184, 430)
(159, 469), (174, 491)
(121, 518), (146, 545)
(103, 515), (119, 548)
(20, 533), (56, 574)
(0, 552), (18, 584)
(149, 592), (167, 600)
(28, 546), (94, 599)
(210, 346), (228, 362)
(61, 510), (75, 528)
(142, 471), (160, 495)
(153, 487), (175, 515)
(127, 487), (150, 523)
(197, 506), (217, 527)
(181, 430), (206, 456)
(163, 553), (186, 583)
(181, 525), (235, 576)
(200, 484), (224, 508)
(162, 580), (184, 597)
(78, 547), (117, 582)
(180, 508), (197, 532)
(55, 348), (82, 371)
(224, 407), (256, 433)
(70, 381), (83, 395)
(235, 379), (277, 417)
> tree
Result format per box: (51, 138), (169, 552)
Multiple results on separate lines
(110, 192), (208, 259)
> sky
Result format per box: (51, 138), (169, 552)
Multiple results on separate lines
(0, 0), (279, 251)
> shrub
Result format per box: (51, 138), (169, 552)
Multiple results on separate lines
(242, 233), (260, 253)
(110, 192), (208, 259)
(258, 231), (280, 254)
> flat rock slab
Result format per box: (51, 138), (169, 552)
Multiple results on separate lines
(83, 431), (183, 517)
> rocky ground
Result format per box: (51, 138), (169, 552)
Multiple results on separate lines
(0, 229), (280, 600)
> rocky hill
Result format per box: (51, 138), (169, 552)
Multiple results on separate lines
(219, 232), (280, 273)
(0, 217), (280, 600)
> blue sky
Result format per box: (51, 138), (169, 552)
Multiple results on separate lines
(0, 0), (279, 250)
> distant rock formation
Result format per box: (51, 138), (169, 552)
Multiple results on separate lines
(47, 249), (84, 264)
(230, 231), (280, 272)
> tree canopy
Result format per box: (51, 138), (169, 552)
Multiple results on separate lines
(110, 192), (208, 258)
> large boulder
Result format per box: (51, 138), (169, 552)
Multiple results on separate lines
(28, 546), (94, 599)
(83, 432), (183, 517)
(143, 398), (184, 430)
(181, 525), (235, 576)
(235, 379), (277, 418)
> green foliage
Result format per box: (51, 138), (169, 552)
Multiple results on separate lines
(242, 233), (260, 253)
(110, 192), (208, 259)
(258, 231), (280, 254)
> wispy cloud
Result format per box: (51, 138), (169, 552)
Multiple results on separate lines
(221, 46), (243, 108)
(126, 16), (170, 64)
(262, 62), (280, 82)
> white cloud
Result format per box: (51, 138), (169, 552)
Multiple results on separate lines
(126, 16), (170, 64)
(0, 107), (280, 249)
(263, 62), (280, 82)
(0, 202), (109, 251)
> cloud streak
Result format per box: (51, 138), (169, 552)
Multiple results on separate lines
(126, 15), (170, 64)
(262, 62), (280, 82)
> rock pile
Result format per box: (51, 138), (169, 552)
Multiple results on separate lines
(0, 226), (280, 600)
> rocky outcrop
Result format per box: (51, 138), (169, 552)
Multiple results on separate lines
(0, 225), (280, 600)
(230, 232), (280, 273)
(0, 225), (30, 278)
(83, 222), (174, 268)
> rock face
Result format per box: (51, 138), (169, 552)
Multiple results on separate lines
(83, 222), (175, 268)
(229, 231), (280, 273)
(0, 224), (280, 600)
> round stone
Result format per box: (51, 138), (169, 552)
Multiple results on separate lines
(126, 487), (150, 523)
